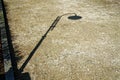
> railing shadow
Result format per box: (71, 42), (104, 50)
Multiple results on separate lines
(0, 28), (5, 80)
(1, 0), (31, 80)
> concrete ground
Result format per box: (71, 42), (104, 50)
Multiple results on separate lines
(4, 0), (120, 80)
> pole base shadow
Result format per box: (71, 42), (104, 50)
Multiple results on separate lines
(16, 72), (31, 80)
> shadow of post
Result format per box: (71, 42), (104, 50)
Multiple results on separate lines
(19, 16), (61, 73)
(19, 13), (82, 73)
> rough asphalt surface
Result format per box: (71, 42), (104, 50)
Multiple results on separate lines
(4, 0), (120, 80)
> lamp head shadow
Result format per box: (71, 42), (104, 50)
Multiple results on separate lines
(68, 15), (82, 20)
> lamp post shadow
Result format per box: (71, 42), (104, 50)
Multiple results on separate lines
(19, 13), (82, 73)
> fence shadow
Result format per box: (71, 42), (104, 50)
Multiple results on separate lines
(1, 0), (31, 80)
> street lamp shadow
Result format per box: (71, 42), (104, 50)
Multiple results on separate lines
(68, 15), (82, 20)
(19, 13), (82, 73)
